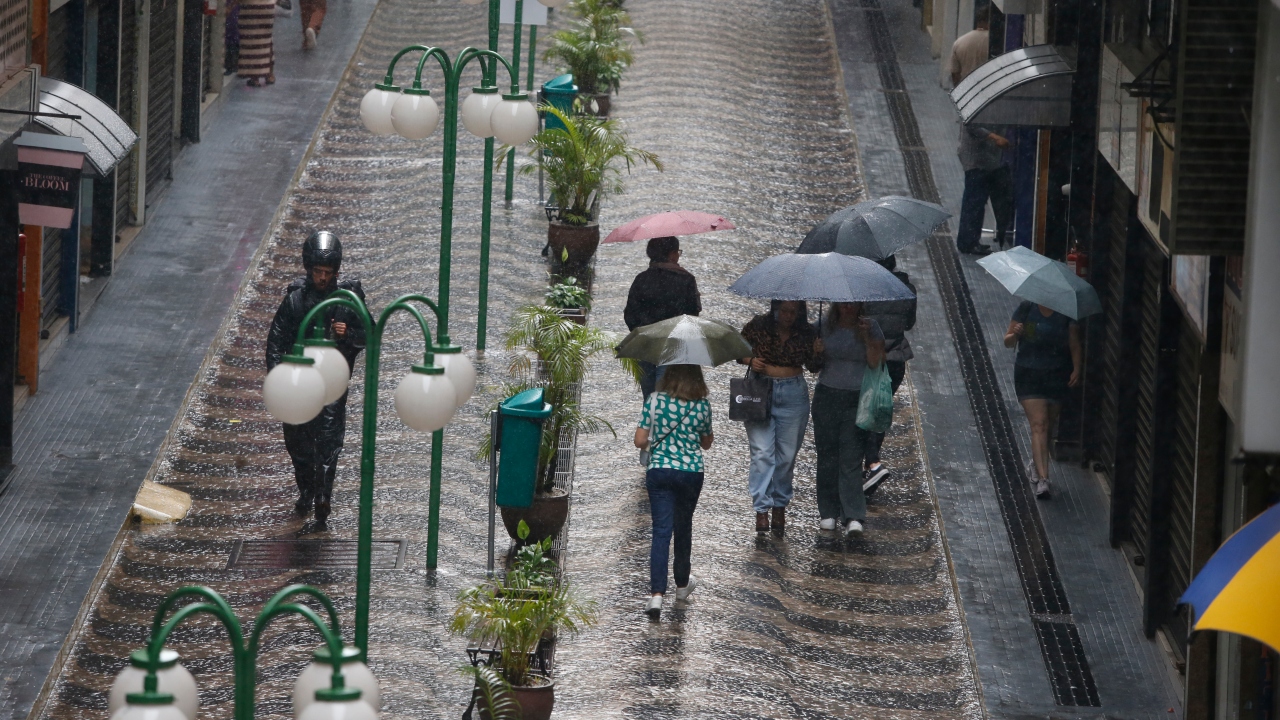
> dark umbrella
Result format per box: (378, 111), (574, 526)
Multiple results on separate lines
(728, 252), (916, 303)
(796, 196), (950, 259)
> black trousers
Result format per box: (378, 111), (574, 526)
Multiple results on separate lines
(281, 393), (348, 502)
(956, 166), (1014, 251)
(865, 361), (907, 466)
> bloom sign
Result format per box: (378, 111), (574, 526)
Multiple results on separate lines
(14, 132), (87, 229)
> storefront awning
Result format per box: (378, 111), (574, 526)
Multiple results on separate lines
(950, 45), (1075, 127)
(34, 77), (136, 176)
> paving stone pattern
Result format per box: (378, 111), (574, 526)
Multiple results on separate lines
(31, 1), (981, 719)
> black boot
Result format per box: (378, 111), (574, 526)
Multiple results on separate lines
(294, 493), (313, 515)
(314, 496), (331, 525)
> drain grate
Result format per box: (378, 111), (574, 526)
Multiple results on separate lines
(227, 539), (407, 570)
(854, 0), (1101, 705)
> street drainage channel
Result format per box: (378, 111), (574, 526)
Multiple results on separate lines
(852, 0), (1102, 706)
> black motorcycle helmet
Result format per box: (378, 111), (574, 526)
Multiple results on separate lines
(302, 231), (343, 272)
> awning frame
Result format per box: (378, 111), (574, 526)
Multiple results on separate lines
(34, 77), (137, 176)
(950, 45), (1076, 128)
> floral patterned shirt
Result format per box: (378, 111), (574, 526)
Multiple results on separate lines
(639, 393), (713, 473)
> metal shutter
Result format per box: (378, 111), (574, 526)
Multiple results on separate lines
(1169, 0), (1258, 254)
(116, 0), (137, 232)
(40, 229), (62, 328)
(45, 5), (69, 80)
(145, 0), (177, 203)
(1128, 243), (1164, 561)
(1162, 320), (1202, 648)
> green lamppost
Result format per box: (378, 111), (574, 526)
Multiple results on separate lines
(262, 290), (474, 657)
(107, 585), (379, 720)
(358, 45), (539, 353)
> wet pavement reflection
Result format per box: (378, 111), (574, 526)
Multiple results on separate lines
(37, 0), (980, 718)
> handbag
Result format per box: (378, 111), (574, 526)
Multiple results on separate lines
(638, 393), (692, 467)
(729, 368), (772, 422)
(856, 362), (894, 433)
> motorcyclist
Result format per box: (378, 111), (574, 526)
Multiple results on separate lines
(265, 231), (365, 525)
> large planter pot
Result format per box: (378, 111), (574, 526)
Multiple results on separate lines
(584, 92), (611, 117)
(511, 678), (555, 720)
(501, 488), (569, 544)
(478, 677), (555, 720)
(547, 221), (600, 265)
(553, 307), (587, 325)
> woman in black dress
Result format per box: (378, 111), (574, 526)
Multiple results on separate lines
(1003, 301), (1081, 498)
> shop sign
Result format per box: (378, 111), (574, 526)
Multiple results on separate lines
(13, 131), (85, 229)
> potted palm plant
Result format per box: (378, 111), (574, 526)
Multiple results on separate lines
(541, 0), (643, 116)
(479, 305), (640, 542)
(511, 105), (661, 265)
(451, 524), (597, 720)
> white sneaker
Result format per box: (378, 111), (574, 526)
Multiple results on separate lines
(304, 27), (317, 49)
(674, 576), (698, 602)
(1034, 478), (1051, 498)
(819, 518), (837, 531)
(645, 595), (662, 620)
(846, 519), (864, 537)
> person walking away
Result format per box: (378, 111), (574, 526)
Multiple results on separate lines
(739, 300), (821, 536)
(634, 364), (713, 621)
(299, 0), (325, 49)
(624, 236), (702, 399)
(238, 0), (276, 86)
(1003, 301), (1081, 498)
(811, 302), (884, 537)
(860, 255), (915, 495)
(266, 232), (365, 525)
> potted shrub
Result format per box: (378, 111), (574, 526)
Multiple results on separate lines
(510, 105), (661, 265)
(545, 276), (590, 325)
(451, 524), (598, 720)
(479, 305), (640, 542)
(541, 0), (643, 116)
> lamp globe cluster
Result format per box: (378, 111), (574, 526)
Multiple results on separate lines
(293, 646), (381, 717)
(108, 649), (199, 720)
(264, 348), (468, 434)
(360, 84), (539, 146)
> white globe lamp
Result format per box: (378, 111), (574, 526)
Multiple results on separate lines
(293, 646), (380, 717)
(360, 86), (399, 135)
(538, 0), (568, 7)
(490, 93), (540, 146)
(460, 87), (501, 138)
(434, 351), (476, 406)
(298, 695), (378, 720)
(393, 367), (457, 432)
(303, 342), (351, 405)
(109, 650), (198, 720)
(110, 699), (189, 720)
(263, 354), (327, 424)
(390, 89), (440, 140)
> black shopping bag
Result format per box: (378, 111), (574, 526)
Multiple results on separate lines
(729, 370), (772, 422)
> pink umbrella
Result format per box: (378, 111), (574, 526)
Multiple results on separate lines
(602, 210), (736, 244)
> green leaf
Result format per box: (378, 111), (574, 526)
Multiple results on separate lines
(517, 519), (531, 541)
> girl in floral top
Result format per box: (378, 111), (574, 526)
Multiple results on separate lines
(634, 364), (714, 620)
(739, 300), (822, 536)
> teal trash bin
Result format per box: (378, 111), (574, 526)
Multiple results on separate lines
(496, 388), (553, 508)
(541, 74), (577, 132)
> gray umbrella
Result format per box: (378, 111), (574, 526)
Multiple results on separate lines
(796, 196), (951, 259)
(977, 246), (1102, 319)
(728, 252), (916, 303)
(615, 315), (753, 367)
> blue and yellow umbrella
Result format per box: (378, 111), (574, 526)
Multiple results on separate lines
(1180, 503), (1280, 651)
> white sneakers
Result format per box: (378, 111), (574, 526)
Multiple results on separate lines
(645, 595), (662, 620)
(819, 518), (837, 531)
(846, 519), (864, 537)
(674, 576), (698, 602)
(303, 27), (317, 50)
(1027, 459), (1051, 498)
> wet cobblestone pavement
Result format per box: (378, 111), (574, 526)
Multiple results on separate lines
(33, 0), (981, 718)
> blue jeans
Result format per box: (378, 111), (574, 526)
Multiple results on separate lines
(956, 166), (1014, 251)
(744, 375), (810, 513)
(638, 361), (667, 400)
(646, 468), (704, 594)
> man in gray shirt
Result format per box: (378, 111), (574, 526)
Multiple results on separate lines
(956, 124), (1014, 255)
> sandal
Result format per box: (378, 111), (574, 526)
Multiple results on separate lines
(266, 74), (276, 85)
(246, 77), (262, 87)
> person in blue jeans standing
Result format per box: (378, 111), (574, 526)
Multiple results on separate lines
(634, 364), (714, 620)
(739, 300), (822, 537)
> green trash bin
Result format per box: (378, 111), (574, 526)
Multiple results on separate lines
(496, 387), (553, 508)
(541, 74), (577, 132)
